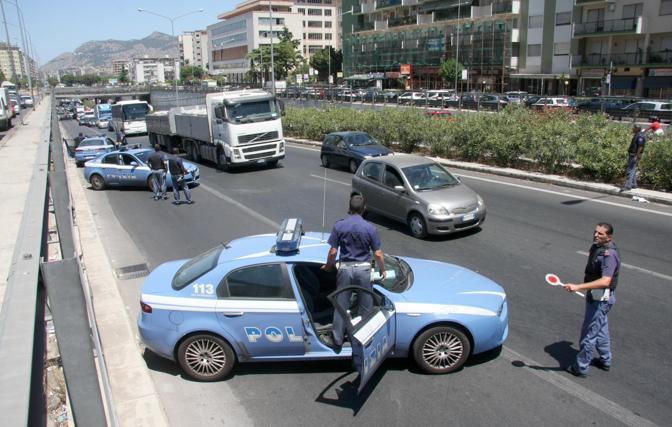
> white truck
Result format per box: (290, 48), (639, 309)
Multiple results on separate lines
(146, 90), (285, 170)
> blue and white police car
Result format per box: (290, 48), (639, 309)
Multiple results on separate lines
(138, 219), (508, 391)
(74, 136), (116, 167)
(83, 148), (199, 191)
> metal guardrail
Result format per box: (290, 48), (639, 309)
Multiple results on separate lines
(0, 102), (51, 426)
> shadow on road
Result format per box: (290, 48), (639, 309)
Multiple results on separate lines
(364, 211), (483, 242)
(510, 340), (578, 372)
(561, 194), (611, 206)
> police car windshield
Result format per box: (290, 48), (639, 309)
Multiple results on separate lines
(374, 254), (413, 293)
(134, 150), (152, 163)
(172, 245), (225, 290)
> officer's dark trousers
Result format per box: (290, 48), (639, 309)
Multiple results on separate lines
(576, 299), (614, 373)
(332, 264), (373, 346)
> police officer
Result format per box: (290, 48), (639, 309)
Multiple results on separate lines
(148, 144), (168, 200)
(564, 222), (620, 377)
(321, 192), (385, 351)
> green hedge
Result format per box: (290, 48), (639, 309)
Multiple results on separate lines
(283, 105), (672, 191)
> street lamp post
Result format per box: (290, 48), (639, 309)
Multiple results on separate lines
(328, 7), (353, 87)
(0, 1), (16, 81)
(137, 7), (204, 107)
(268, 0), (276, 96)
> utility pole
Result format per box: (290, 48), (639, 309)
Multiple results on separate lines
(0, 2), (16, 81)
(269, 0), (276, 96)
(14, 1), (33, 107)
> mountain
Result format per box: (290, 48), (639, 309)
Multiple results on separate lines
(40, 32), (179, 75)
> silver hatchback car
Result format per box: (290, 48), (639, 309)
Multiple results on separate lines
(352, 154), (486, 238)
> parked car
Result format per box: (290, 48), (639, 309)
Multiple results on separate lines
(321, 131), (392, 173)
(622, 101), (672, 112)
(9, 99), (20, 117)
(531, 97), (572, 110)
(398, 92), (426, 104)
(479, 94), (509, 108)
(137, 221), (508, 385)
(352, 154), (486, 238)
(84, 148), (199, 191)
(74, 136), (117, 167)
(78, 113), (96, 127)
(524, 95), (542, 107)
(505, 91), (528, 104)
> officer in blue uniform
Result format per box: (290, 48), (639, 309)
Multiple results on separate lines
(322, 192), (386, 351)
(565, 222), (620, 377)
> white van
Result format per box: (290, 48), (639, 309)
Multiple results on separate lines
(0, 87), (13, 130)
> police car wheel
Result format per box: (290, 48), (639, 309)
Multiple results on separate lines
(147, 177), (155, 192)
(412, 326), (470, 374)
(177, 334), (235, 381)
(408, 213), (428, 239)
(90, 174), (105, 191)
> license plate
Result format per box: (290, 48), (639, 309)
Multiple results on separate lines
(462, 213), (475, 221)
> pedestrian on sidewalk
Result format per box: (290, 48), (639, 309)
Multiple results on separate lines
(148, 144), (168, 200)
(167, 148), (193, 205)
(564, 222), (620, 378)
(321, 192), (385, 352)
(622, 125), (646, 192)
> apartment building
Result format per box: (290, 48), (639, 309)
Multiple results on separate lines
(130, 57), (179, 84)
(208, 0), (341, 83)
(180, 30), (209, 69)
(572, 0), (672, 98)
(0, 43), (36, 82)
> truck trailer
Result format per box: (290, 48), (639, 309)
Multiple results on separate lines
(146, 90), (285, 170)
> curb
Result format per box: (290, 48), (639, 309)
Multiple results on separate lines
(284, 137), (672, 207)
(61, 127), (170, 427)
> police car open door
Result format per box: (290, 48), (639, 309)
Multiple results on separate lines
(328, 286), (396, 393)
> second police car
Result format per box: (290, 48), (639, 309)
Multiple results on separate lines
(74, 136), (117, 167)
(138, 219), (508, 392)
(83, 148), (199, 191)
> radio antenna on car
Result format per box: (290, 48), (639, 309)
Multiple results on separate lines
(321, 166), (327, 242)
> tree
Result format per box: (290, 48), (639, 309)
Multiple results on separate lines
(180, 65), (205, 83)
(118, 65), (129, 84)
(309, 47), (342, 83)
(247, 28), (303, 81)
(439, 58), (464, 88)
(47, 76), (59, 87)
(0, 70), (5, 82)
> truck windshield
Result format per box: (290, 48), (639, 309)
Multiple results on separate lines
(122, 103), (150, 121)
(225, 100), (278, 123)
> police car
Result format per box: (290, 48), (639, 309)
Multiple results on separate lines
(83, 148), (199, 191)
(138, 219), (508, 391)
(74, 136), (116, 167)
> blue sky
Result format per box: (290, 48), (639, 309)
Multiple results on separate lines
(11, 0), (239, 64)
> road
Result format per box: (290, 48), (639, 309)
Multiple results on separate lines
(62, 120), (672, 426)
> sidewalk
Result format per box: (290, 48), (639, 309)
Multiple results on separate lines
(286, 137), (672, 206)
(1, 100), (168, 426)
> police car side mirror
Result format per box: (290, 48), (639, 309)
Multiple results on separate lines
(130, 161), (138, 167)
(394, 185), (405, 193)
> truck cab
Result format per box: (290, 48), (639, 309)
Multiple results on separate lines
(206, 90), (285, 168)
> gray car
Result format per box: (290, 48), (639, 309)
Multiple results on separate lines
(352, 154), (486, 238)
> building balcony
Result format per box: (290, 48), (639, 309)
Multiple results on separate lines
(646, 50), (672, 65)
(388, 15), (417, 28)
(574, 17), (641, 37)
(352, 22), (375, 32)
(376, 0), (402, 10)
(572, 52), (644, 67)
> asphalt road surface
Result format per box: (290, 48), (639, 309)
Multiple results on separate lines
(63, 120), (672, 427)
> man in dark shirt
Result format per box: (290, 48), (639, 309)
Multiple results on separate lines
(322, 192), (385, 350)
(167, 147), (193, 205)
(148, 144), (168, 200)
(622, 125), (645, 191)
(564, 222), (620, 377)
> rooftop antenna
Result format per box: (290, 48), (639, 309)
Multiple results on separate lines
(321, 166), (327, 242)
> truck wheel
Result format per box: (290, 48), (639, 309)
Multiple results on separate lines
(216, 148), (228, 171)
(267, 159), (279, 168)
(191, 143), (201, 163)
(185, 143), (195, 161)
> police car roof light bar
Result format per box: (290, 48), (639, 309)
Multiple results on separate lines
(275, 218), (303, 254)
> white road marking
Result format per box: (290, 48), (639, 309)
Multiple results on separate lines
(455, 173), (672, 217)
(309, 174), (350, 186)
(502, 347), (659, 427)
(200, 184), (280, 229)
(576, 250), (672, 282)
(287, 142), (319, 152)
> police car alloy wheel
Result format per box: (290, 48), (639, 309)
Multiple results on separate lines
(90, 174), (105, 191)
(413, 326), (471, 374)
(177, 334), (235, 381)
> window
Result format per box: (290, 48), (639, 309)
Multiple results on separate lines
(662, 0), (672, 15)
(298, 8), (305, 14)
(554, 42), (570, 55)
(363, 162), (382, 181)
(102, 154), (118, 165)
(325, 21), (332, 28)
(325, 33), (332, 40)
(325, 9), (332, 16)
(172, 245), (224, 290)
(308, 46), (323, 54)
(623, 3), (643, 18)
(308, 33), (323, 40)
(308, 20), (323, 27)
(225, 264), (292, 299)
(384, 166), (403, 188)
(555, 11), (571, 26)
(119, 154), (137, 166)
(307, 8), (322, 15)
(528, 44), (542, 56)
(258, 17), (286, 25)
(529, 15), (543, 28)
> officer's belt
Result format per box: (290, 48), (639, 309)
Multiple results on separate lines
(338, 261), (370, 268)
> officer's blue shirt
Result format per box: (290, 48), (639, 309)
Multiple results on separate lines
(328, 214), (381, 262)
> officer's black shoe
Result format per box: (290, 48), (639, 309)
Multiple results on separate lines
(566, 365), (587, 378)
(321, 334), (342, 354)
(591, 359), (611, 372)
